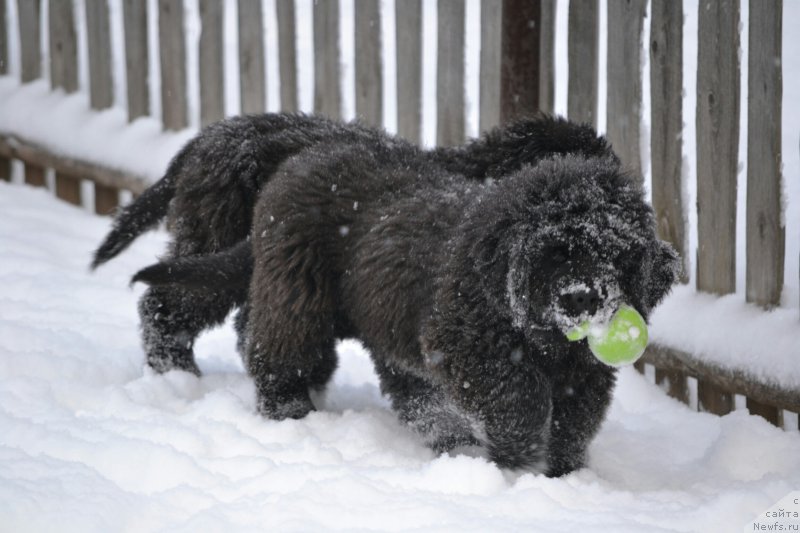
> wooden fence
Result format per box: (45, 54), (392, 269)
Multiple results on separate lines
(0, 0), (795, 429)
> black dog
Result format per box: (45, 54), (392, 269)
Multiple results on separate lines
(132, 128), (679, 476)
(93, 113), (613, 375)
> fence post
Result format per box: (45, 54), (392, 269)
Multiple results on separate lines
(539, 0), (554, 114)
(355, 0), (382, 127)
(607, 0), (646, 179)
(499, 0), (540, 124)
(199, 0), (224, 125)
(158, 0), (188, 130)
(567, 0), (598, 128)
(0, 0), (7, 74)
(49, 0), (79, 93)
(18, 0), (42, 82)
(239, 0), (266, 114)
(746, 0), (784, 309)
(86, 0), (114, 110)
(479, 0), (501, 133)
(25, 163), (46, 188)
(437, 0), (465, 146)
(276, 0), (298, 112)
(314, 0), (340, 119)
(696, 0), (739, 296)
(650, 0), (688, 283)
(396, 0), (421, 142)
(123, 0), (149, 121)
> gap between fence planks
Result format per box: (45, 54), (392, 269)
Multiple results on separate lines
(650, 0), (688, 283)
(746, 0), (784, 309)
(123, 0), (150, 121)
(695, 0), (740, 296)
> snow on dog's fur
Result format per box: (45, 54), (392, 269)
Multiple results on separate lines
(127, 130), (677, 477)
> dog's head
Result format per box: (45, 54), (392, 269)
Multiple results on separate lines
(466, 155), (680, 337)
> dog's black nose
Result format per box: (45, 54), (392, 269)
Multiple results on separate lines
(561, 289), (600, 316)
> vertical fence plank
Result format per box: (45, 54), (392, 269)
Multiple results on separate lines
(746, 0), (783, 308)
(396, 0), (421, 141)
(123, 0), (149, 121)
(567, 0), (598, 127)
(479, 0), (501, 132)
(55, 172), (81, 206)
(199, 0), (224, 125)
(656, 368), (690, 405)
(0, 0), (7, 74)
(276, 0), (298, 112)
(499, 0), (540, 123)
(0, 156), (10, 181)
(86, 0), (113, 110)
(238, 0), (266, 114)
(94, 183), (119, 215)
(314, 0), (340, 118)
(696, 0), (739, 295)
(539, 0), (554, 114)
(18, 0), (42, 82)
(437, 0), (465, 146)
(24, 163), (46, 187)
(746, 397), (783, 427)
(607, 0), (646, 178)
(159, 0), (188, 130)
(650, 0), (688, 283)
(355, 0), (382, 126)
(49, 0), (79, 93)
(698, 380), (734, 416)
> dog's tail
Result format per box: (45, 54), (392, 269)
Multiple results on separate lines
(90, 155), (184, 270)
(131, 240), (253, 290)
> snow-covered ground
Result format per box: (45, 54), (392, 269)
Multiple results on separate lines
(1, 180), (799, 532)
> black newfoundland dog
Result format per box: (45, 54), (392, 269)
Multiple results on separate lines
(93, 113), (678, 476)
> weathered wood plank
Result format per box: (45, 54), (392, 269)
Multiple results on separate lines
(55, 171), (81, 206)
(0, 134), (149, 194)
(395, 0), (421, 141)
(199, 0), (224, 125)
(49, 0), (79, 93)
(18, 0), (42, 82)
(698, 379), (734, 416)
(276, 0), (298, 112)
(650, 0), (688, 283)
(655, 367), (690, 405)
(746, 397), (783, 427)
(607, 0), (646, 178)
(86, 0), (114, 110)
(123, 0), (150, 121)
(696, 0), (740, 295)
(313, 0), (340, 118)
(539, 0), (554, 114)
(479, 0), (501, 132)
(746, 0), (784, 308)
(437, 0), (465, 146)
(0, 155), (11, 181)
(355, 0), (382, 127)
(158, 0), (188, 130)
(94, 182), (120, 215)
(24, 163), (46, 188)
(0, 0), (8, 74)
(643, 343), (800, 413)
(567, 0), (598, 127)
(499, 0), (540, 123)
(238, 0), (266, 114)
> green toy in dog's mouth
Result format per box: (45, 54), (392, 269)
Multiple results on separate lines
(566, 305), (648, 367)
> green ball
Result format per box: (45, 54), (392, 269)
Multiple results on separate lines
(587, 305), (648, 367)
(565, 305), (648, 367)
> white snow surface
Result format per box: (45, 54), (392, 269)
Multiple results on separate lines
(2, 182), (800, 532)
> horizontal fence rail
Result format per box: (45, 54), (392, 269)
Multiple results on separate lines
(0, 0), (794, 429)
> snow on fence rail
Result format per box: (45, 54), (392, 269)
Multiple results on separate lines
(0, 0), (795, 429)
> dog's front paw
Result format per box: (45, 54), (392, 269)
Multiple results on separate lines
(256, 389), (315, 420)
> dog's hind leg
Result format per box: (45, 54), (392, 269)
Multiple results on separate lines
(373, 360), (478, 453)
(139, 286), (237, 375)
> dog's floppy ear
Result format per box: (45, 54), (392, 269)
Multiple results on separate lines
(643, 239), (681, 312)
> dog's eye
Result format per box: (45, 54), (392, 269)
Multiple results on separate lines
(548, 246), (569, 264)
